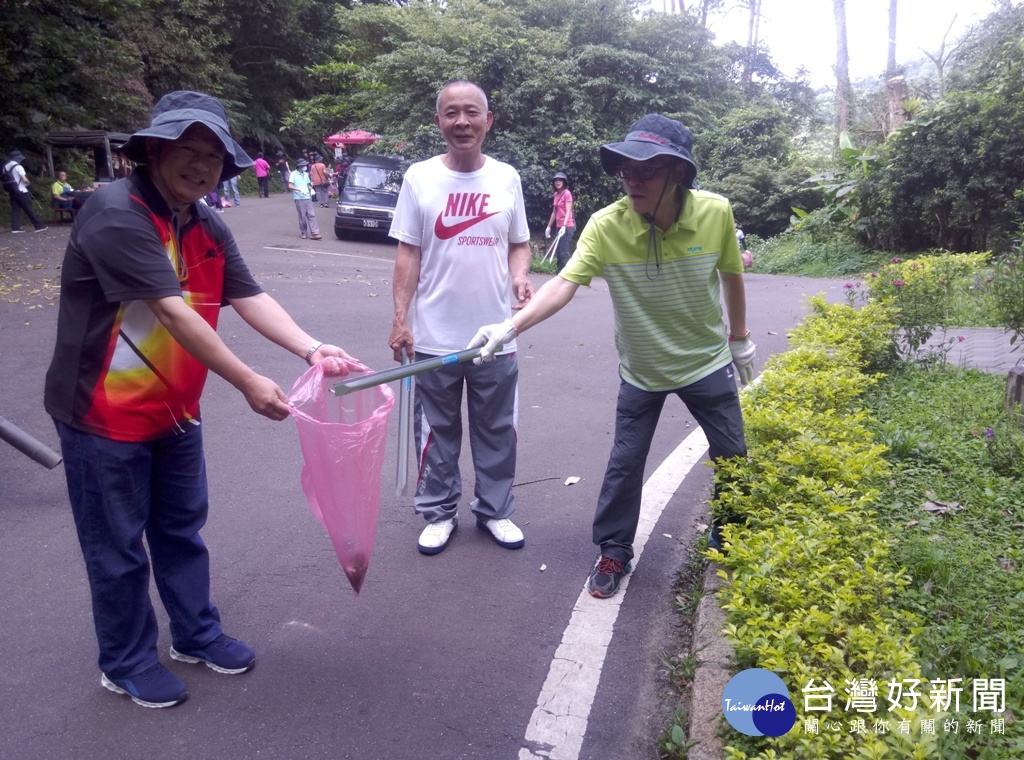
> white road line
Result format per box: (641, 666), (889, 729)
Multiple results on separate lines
(262, 246), (392, 264)
(518, 426), (711, 760)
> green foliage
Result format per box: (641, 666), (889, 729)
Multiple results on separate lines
(865, 366), (1024, 758)
(0, 0), (151, 152)
(708, 301), (939, 759)
(864, 252), (991, 362)
(291, 0), (815, 234)
(786, 296), (898, 373)
(991, 228), (1024, 349)
(711, 289), (1024, 757)
(794, 132), (881, 241)
(748, 229), (883, 278)
(659, 713), (698, 759)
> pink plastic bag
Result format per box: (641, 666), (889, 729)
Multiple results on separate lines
(287, 361), (394, 593)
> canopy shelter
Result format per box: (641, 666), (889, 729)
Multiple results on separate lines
(44, 131), (133, 186)
(325, 130), (380, 147)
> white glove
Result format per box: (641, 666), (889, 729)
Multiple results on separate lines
(544, 227), (551, 239)
(729, 334), (756, 386)
(559, 226), (566, 234)
(467, 318), (517, 364)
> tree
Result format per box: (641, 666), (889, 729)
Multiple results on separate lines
(886, 0), (898, 76)
(740, 0), (763, 87)
(833, 0), (853, 134)
(0, 0), (151, 154)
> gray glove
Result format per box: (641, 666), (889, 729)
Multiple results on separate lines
(467, 318), (517, 364)
(729, 335), (756, 386)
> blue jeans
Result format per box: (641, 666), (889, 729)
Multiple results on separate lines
(55, 421), (222, 678)
(221, 176), (240, 205)
(555, 226), (575, 273)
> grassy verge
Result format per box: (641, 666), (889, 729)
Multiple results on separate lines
(657, 291), (1023, 758)
(867, 364), (1024, 758)
(657, 537), (710, 759)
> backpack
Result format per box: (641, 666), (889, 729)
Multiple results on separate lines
(2, 162), (20, 193)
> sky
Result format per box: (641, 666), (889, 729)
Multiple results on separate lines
(705, 0), (999, 87)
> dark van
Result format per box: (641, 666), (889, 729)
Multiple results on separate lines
(334, 154), (404, 238)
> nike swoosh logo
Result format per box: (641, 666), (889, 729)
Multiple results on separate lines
(434, 212), (500, 240)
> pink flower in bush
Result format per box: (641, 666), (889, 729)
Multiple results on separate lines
(891, 257), (903, 264)
(893, 279), (905, 289)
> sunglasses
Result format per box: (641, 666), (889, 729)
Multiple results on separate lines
(617, 163), (674, 182)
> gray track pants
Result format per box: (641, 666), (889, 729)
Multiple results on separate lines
(593, 364), (746, 563)
(412, 351), (519, 523)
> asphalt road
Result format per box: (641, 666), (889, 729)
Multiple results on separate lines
(0, 193), (846, 760)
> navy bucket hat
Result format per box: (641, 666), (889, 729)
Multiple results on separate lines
(600, 114), (698, 189)
(122, 90), (254, 183)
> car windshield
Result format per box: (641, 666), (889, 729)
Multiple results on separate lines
(349, 166), (401, 193)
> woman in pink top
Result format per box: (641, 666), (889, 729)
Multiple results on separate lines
(545, 171), (575, 272)
(253, 151), (271, 198)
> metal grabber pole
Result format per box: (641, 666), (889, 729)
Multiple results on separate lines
(0, 416), (62, 469)
(395, 351), (412, 497)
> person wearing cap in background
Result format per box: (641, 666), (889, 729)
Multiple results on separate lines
(288, 158), (321, 239)
(544, 171), (576, 273)
(3, 149), (48, 233)
(309, 153), (330, 208)
(43, 90), (356, 709)
(468, 114), (755, 598)
(274, 150), (290, 192)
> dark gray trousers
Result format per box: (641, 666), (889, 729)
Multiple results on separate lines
(412, 351), (518, 523)
(593, 364), (746, 563)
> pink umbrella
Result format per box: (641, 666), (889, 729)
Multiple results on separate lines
(325, 130), (380, 146)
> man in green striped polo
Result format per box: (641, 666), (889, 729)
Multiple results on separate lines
(469, 114), (755, 598)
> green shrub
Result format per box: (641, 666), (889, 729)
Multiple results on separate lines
(709, 294), (936, 759)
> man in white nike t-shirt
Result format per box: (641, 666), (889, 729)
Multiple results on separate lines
(388, 79), (534, 556)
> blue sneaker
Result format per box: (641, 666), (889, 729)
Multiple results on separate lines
(101, 663), (188, 708)
(170, 634), (255, 674)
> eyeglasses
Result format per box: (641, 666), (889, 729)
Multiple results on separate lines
(617, 163), (673, 182)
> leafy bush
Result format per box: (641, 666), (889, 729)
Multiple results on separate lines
(864, 252), (993, 361)
(709, 301), (940, 758)
(751, 229), (884, 277)
(991, 230), (1024, 349)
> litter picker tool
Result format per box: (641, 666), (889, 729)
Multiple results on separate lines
(541, 227), (565, 264)
(395, 351), (412, 497)
(332, 348), (484, 396)
(0, 416), (62, 469)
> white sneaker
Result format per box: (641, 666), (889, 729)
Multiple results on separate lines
(418, 517), (457, 555)
(477, 517), (525, 549)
